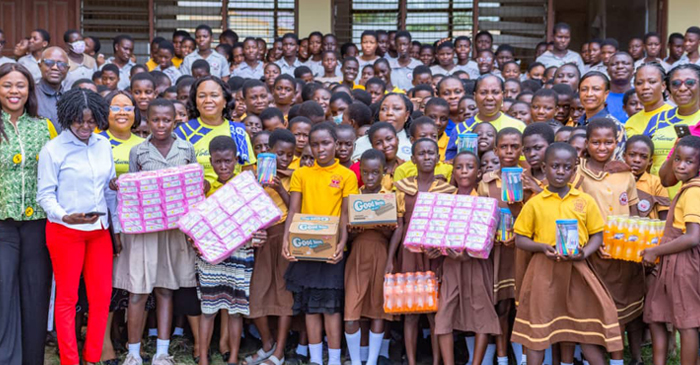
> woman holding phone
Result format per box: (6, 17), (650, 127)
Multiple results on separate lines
(37, 88), (118, 365)
(653, 64), (700, 196)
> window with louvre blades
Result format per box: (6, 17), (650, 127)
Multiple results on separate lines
(153, 0), (296, 45)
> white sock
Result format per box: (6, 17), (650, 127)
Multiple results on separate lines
(544, 347), (553, 365)
(345, 331), (362, 365)
(521, 354), (527, 365)
(361, 346), (369, 362)
(512, 342), (523, 364)
(561, 362), (574, 365)
(583, 361), (590, 365)
(309, 343), (323, 365)
(128, 342), (142, 361)
(172, 327), (184, 336)
(574, 345), (582, 361)
(610, 360), (624, 365)
(148, 328), (157, 337)
(156, 339), (170, 357)
(329, 348), (342, 365)
(498, 356), (509, 365)
(379, 338), (390, 358)
(367, 331), (384, 365)
(483, 344), (496, 365)
(466, 336), (476, 365)
(296, 344), (308, 357)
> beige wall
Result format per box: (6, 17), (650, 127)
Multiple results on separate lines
(668, 0), (700, 35)
(298, 0), (333, 36)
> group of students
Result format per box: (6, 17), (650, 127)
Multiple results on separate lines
(2, 17), (700, 365)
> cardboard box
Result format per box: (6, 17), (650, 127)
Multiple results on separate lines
(348, 193), (398, 227)
(288, 214), (339, 261)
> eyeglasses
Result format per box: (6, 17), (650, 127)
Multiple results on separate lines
(109, 106), (135, 113)
(670, 79), (698, 90)
(477, 57), (493, 62)
(42, 59), (69, 71)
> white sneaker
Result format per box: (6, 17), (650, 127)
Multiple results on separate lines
(152, 354), (175, 365)
(122, 354), (143, 365)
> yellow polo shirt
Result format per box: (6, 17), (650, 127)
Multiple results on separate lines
(290, 159), (359, 216)
(624, 103), (673, 137)
(673, 182), (700, 231)
(393, 161), (453, 183)
(514, 186), (605, 247)
(99, 130), (144, 176)
(438, 133), (449, 161)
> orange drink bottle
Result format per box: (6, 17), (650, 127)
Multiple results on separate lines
(395, 274), (405, 312)
(405, 273), (415, 312)
(611, 217), (625, 259)
(603, 215), (615, 253)
(625, 218), (640, 261)
(415, 273), (426, 311)
(637, 220), (650, 262)
(426, 273), (437, 311)
(383, 274), (395, 312)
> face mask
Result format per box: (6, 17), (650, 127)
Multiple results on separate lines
(333, 113), (343, 125)
(70, 40), (86, 54)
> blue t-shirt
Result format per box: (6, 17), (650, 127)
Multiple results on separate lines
(606, 92), (628, 124)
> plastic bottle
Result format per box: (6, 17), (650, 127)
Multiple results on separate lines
(395, 274), (405, 312)
(405, 273), (415, 312)
(426, 273), (437, 311)
(415, 273), (425, 311)
(638, 220), (650, 261)
(603, 215), (615, 253)
(625, 217), (640, 261)
(611, 217), (625, 259)
(384, 275), (395, 312)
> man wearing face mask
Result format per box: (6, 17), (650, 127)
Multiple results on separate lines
(61, 29), (97, 91)
(18, 29), (50, 84)
(36, 47), (70, 133)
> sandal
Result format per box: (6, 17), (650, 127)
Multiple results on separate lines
(243, 343), (277, 365)
(262, 355), (285, 365)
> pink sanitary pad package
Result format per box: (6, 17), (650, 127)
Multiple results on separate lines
(404, 192), (499, 258)
(117, 164), (205, 234)
(177, 171), (282, 264)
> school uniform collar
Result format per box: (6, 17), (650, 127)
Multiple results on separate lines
(637, 171), (651, 184)
(312, 159), (341, 171)
(540, 184), (581, 199)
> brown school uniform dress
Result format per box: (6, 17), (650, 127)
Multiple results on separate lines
(435, 190), (502, 336)
(514, 171), (548, 302)
(511, 186), (623, 352)
(575, 159), (645, 325)
(344, 186), (395, 322)
(478, 171), (533, 303)
(644, 178), (700, 329)
(394, 176), (457, 273)
(248, 169), (294, 318)
(635, 172), (670, 219)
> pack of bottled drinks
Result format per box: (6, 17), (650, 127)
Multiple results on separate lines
(383, 271), (439, 314)
(603, 215), (665, 262)
(403, 192), (499, 258)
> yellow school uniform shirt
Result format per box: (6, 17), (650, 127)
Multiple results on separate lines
(172, 56), (183, 68)
(341, 81), (365, 90)
(288, 155), (301, 171)
(635, 172), (670, 219)
(393, 161), (453, 184)
(99, 130), (144, 176)
(438, 133), (449, 161)
(206, 178), (230, 197)
(290, 159), (359, 216)
(457, 113), (527, 133)
(624, 103), (673, 137)
(146, 58), (158, 71)
(514, 186), (605, 247)
(576, 160), (639, 220)
(672, 182), (700, 231)
(264, 172), (292, 223)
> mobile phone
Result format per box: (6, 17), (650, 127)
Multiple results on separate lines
(85, 211), (106, 217)
(675, 124), (691, 138)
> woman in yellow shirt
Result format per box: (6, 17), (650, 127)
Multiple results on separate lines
(624, 63), (673, 137)
(100, 91), (143, 176)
